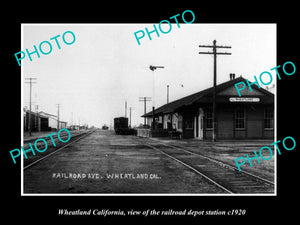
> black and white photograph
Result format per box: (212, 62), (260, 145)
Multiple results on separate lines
(4, 4), (298, 224)
(21, 23), (276, 195)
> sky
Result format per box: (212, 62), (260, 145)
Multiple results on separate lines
(22, 23), (276, 128)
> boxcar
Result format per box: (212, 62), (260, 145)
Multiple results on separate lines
(114, 117), (136, 135)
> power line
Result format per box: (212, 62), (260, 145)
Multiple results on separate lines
(199, 40), (232, 142)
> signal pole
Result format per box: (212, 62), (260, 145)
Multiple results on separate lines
(25, 78), (37, 136)
(149, 65), (164, 129)
(167, 85), (169, 104)
(139, 97), (152, 126)
(199, 40), (231, 142)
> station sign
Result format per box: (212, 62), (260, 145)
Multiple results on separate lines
(229, 97), (260, 102)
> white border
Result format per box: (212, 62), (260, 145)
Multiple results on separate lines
(21, 23), (277, 197)
(21, 24), (24, 195)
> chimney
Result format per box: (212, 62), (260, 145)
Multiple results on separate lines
(230, 73), (236, 80)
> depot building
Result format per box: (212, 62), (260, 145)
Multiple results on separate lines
(142, 75), (274, 140)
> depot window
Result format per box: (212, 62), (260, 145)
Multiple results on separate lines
(235, 108), (245, 129)
(178, 114), (183, 130)
(205, 107), (213, 129)
(184, 116), (193, 129)
(264, 108), (274, 129)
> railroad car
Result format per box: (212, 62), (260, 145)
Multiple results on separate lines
(113, 117), (137, 135)
(102, 125), (109, 130)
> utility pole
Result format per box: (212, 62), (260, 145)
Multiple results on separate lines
(25, 78), (37, 136)
(139, 97), (152, 126)
(125, 100), (127, 118)
(167, 85), (169, 104)
(56, 104), (60, 131)
(35, 105), (40, 132)
(149, 65), (164, 129)
(71, 112), (73, 127)
(199, 40), (231, 142)
(129, 107), (134, 128)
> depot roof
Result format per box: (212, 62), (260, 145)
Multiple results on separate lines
(142, 76), (274, 117)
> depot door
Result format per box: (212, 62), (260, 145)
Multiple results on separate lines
(194, 108), (204, 140)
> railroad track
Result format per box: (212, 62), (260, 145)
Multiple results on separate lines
(138, 138), (275, 194)
(24, 132), (73, 144)
(23, 129), (96, 170)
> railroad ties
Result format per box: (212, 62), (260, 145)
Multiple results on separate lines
(139, 139), (274, 194)
(23, 129), (95, 170)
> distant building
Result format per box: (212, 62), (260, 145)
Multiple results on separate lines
(142, 76), (274, 140)
(24, 109), (49, 132)
(68, 125), (80, 130)
(40, 111), (67, 130)
(67, 124), (87, 130)
(24, 109), (67, 132)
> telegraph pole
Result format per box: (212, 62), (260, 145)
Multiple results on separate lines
(35, 105), (40, 131)
(56, 104), (60, 131)
(129, 107), (131, 128)
(149, 65), (164, 129)
(125, 100), (127, 118)
(139, 97), (152, 126)
(199, 40), (231, 142)
(129, 107), (134, 128)
(25, 78), (37, 136)
(71, 112), (73, 127)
